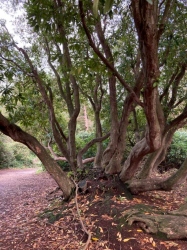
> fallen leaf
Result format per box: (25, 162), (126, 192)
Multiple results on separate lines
(117, 232), (122, 241)
(123, 238), (136, 242)
(92, 237), (99, 241)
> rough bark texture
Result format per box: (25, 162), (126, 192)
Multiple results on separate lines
(162, 157), (187, 190)
(0, 113), (74, 200)
(94, 110), (103, 168)
(96, 18), (121, 173)
(126, 155), (187, 194)
(122, 203), (187, 239)
(138, 129), (175, 178)
(119, 1), (175, 182)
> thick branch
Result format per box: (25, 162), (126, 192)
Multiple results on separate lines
(0, 112), (74, 199)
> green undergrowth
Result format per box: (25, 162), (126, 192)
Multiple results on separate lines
(0, 133), (43, 169)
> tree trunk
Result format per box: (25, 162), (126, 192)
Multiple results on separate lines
(138, 128), (175, 178)
(101, 75), (121, 173)
(94, 110), (103, 168)
(122, 203), (187, 239)
(0, 113), (74, 200)
(126, 155), (187, 194)
(101, 112), (128, 174)
(120, 1), (164, 182)
(162, 157), (187, 190)
(120, 137), (151, 181)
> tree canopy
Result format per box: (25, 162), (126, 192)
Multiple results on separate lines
(0, 0), (187, 199)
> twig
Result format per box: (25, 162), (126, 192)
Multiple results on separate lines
(73, 180), (92, 250)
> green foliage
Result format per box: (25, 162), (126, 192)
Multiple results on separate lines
(0, 134), (42, 169)
(104, 0), (114, 14)
(76, 131), (96, 159)
(165, 130), (187, 168)
(0, 137), (14, 168)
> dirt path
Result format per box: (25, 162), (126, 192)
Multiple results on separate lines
(0, 168), (58, 250)
(1, 168), (187, 250)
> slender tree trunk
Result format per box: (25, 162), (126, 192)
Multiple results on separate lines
(0, 113), (74, 200)
(84, 105), (89, 131)
(138, 129), (175, 178)
(101, 75), (121, 173)
(94, 110), (103, 168)
(102, 91), (136, 174)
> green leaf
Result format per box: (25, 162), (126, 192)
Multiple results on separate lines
(104, 0), (114, 14)
(153, 82), (158, 88)
(93, 0), (99, 18)
(146, 0), (153, 4)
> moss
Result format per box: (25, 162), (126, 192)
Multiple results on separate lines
(155, 231), (168, 240)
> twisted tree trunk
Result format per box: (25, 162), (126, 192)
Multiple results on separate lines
(0, 113), (74, 200)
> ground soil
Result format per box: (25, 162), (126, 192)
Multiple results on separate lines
(1, 168), (187, 250)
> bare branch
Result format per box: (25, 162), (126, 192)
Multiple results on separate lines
(83, 157), (95, 164)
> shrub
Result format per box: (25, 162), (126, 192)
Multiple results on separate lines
(0, 134), (42, 169)
(76, 131), (96, 159)
(165, 130), (187, 169)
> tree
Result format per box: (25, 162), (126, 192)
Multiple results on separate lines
(80, 0), (187, 192)
(0, 112), (74, 200)
(0, 0), (187, 199)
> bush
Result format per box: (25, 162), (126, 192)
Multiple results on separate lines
(165, 130), (187, 169)
(0, 134), (42, 169)
(0, 139), (15, 168)
(76, 131), (96, 159)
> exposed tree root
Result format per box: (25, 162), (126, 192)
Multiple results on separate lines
(121, 204), (187, 239)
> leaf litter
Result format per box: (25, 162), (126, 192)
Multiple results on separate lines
(0, 168), (187, 249)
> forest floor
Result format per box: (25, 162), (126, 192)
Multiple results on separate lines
(1, 168), (187, 250)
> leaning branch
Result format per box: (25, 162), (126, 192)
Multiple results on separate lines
(79, 132), (110, 156)
(46, 139), (67, 162)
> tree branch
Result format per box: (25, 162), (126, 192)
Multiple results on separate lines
(158, 0), (174, 39)
(78, 0), (143, 107)
(79, 132), (110, 156)
(44, 37), (67, 102)
(46, 139), (67, 161)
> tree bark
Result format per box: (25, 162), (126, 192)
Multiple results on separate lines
(0, 113), (74, 200)
(162, 157), (187, 190)
(94, 110), (103, 168)
(138, 128), (175, 179)
(126, 154), (187, 194)
(122, 203), (187, 239)
(119, 1), (165, 181)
